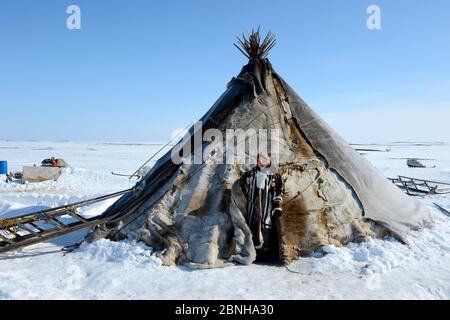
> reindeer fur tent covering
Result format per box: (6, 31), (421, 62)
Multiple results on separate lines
(86, 31), (432, 268)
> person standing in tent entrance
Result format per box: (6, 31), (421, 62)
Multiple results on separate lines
(240, 153), (283, 256)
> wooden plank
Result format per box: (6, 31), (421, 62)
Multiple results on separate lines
(44, 216), (66, 230)
(19, 225), (43, 239)
(66, 210), (89, 223)
(28, 222), (44, 232)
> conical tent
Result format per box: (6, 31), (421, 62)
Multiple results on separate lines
(86, 30), (432, 268)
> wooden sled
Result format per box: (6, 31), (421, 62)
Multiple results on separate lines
(0, 188), (133, 255)
(389, 175), (450, 196)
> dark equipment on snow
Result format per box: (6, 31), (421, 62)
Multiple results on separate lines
(407, 159), (426, 168)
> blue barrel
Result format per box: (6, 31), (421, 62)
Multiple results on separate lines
(0, 161), (7, 174)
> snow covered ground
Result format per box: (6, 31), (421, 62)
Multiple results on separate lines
(0, 140), (450, 300)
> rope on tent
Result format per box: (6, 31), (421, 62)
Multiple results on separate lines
(284, 168), (330, 206)
(128, 120), (197, 179)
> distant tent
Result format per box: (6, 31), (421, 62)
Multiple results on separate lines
(86, 30), (432, 268)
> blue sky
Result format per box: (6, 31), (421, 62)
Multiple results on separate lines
(1, 0), (449, 142)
